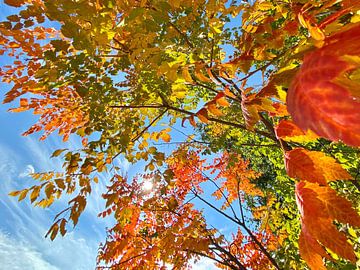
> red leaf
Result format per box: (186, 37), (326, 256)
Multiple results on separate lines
(296, 181), (360, 268)
(285, 148), (352, 185)
(287, 24), (360, 147)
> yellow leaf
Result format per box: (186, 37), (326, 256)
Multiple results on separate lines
(309, 25), (325, 41)
(182, 66), (194, 83)
(30, 186), (41, 203)
(18, 189), (28, 201)
(172, 83), (187, 99)
(8, 190), (21, 196)
(148, 163), (155, 171)
(216, 97), (230, 107)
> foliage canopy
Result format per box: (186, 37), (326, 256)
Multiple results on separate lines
(1, 0), (360, 269)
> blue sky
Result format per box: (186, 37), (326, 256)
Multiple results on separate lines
(0, 2), (122, 269)
(0, 1), (249, 269)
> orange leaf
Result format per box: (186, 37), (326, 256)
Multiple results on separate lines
(296, 181), (360, 268)
(196, 108), (209, 123)
(4, 0), (25, 7)
(20, 98), (28, 106)
(241, 93), (274, 130)
(182, 116), (197, 127)
(241, 100), (259, 129)
(216, 97), (229, 107)
(194, 64), (211, 83)
(213, 92), (230, 107)
(299, 230), (328, 270)
(297, 13), (325, 41)
(269, 102), (288, 117)
(189, 115), (196, 127)
(207, 103), (223, 116)
(275, 120), (318, 143)
(160, 132), (171, 142)
(285, 148), (352, 185)
(287, 23), (360, 147)
(224, 86), (237, 99)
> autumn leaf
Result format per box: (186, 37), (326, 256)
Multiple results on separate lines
(275, 120), (318, 143)
(4, 0), (26, 7)
(196, 108), (209, 123)
(285, 148), (352, 185)
(206, 103), (223, 116)
(298, 230), (328, 270)
(287, 23), (360, 147)
(297, 13), (325, 41)
(194, 64), (212, 83)
(182, 66), (194, 83)
(2, 1), (360, 269)
(224, 86), (237, 99)
(241, 92), (274, 129)
(296, 181), (360, 269)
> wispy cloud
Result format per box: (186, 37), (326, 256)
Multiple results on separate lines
(0, 230), (58, 270)
(0, 140), (104, 270)
(19, 164), (35, 178)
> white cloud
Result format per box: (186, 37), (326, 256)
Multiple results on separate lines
(0, 142), (100, 270)
(19, 164), (35, 177)
(0, 230), (58, 270)
(191, 257), (218, 270)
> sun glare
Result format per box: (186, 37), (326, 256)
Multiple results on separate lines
(142, 180), (154, 192)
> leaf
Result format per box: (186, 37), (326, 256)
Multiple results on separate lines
(51, 149), (67, 158)
(160, 132), (171, 142)
(189, 115), (196, 127)
(4, 0), (25, 7)
(30, 186), (41, 203)
(196, 108), (209, 123)
(224, 86), (237, 99)
(182, 66), (194, 83)
(296, 181), (360, 268)
(8, 190), (21, 197)
(298, 230), (328, 270)
(275, 120), (318, 143)
(269, 102), (288, 117)
(214, 92), (230, 107)
(59, 219), (67, 236)
(285, 148), (352, 185)
(45, 183), (55, 199)
(18, 189), (28, 201)
(241, 93), (274, 129)
(206, 103), (223, 116)
(49, 223), (59, 241)
(206, 67), (221, 84)
(287, 24), (360, 147)
(297, 13), (325, 41)
(194, 64), (211, 83)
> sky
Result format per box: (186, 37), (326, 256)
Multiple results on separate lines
(0, 1), (248, 269)
(0, 2), (127, 269)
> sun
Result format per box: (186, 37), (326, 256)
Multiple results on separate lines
(142, 180), (154, 192)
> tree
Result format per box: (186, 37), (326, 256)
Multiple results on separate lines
(1, 0), (360, 269)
